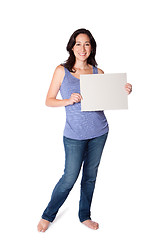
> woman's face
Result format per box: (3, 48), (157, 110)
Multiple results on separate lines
(72, 34), (92, 62)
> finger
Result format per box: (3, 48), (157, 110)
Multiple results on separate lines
(125, 84), (132, 90)
(126, 83), (131, 87)
(72, 93), (81, 96)
(73, 96), (81, 102)
(77, 94), (82, 100)
(125, 86), (132, 92)
(126, 88), (131, 91)
(77, 94), (82, 99)
(125, 88), (130, 94)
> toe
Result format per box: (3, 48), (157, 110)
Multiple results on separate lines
(37, 226), (42, 232)
(94, 223), (99, 230)
(82, 220), (99, 230)
(37, 223), (42, 232)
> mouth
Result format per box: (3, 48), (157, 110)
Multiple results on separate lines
(78, 53), (87, 56)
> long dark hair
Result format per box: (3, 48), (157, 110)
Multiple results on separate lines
(61, 28), (97, 72)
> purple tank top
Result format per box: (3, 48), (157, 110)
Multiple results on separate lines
(59, 66), (109, 140)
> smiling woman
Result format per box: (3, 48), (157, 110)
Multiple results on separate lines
(61, 28), (97, 72)
(72, 34), (92, 61)
(37, 28), (132, 233)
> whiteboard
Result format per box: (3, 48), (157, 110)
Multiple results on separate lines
(80, 73), (128, 111)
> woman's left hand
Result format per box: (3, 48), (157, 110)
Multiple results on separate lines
(125, 83), (132, 95)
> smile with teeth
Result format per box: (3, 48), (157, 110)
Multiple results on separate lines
(79, 53), (87, 56)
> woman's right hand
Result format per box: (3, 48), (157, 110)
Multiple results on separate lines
(68, 93), (83, 105)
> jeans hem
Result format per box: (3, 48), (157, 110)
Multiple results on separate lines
(41, 215), (54, 223)
(79, 217), (91, 223)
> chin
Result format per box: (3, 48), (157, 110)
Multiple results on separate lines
(77, 55), (89, 61)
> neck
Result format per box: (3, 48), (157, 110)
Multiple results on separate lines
(73, 60), (89, 70)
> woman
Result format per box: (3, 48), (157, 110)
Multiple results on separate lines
(37, 28), (132, 232)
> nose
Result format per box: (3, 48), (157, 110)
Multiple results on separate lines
(81, 45), (86, 52)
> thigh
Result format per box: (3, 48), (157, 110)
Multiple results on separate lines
(63, 136), (88, 177)
(82, 132), (108, 175)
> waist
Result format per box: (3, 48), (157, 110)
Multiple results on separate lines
(63, 110), (109, 140)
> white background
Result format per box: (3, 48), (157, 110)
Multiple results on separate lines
(0, 0), (160, 239)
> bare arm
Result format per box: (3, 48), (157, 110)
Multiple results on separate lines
(45, 65), (82, 107)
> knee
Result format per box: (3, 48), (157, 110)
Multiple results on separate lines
(60, 173), (77, 191)
(82, 168), (98, 183)
(81, 175), (96, 187)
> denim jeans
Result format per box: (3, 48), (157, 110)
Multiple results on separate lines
(42, 132), (108, 223)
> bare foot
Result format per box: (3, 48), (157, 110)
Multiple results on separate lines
(37, 219), (50, 232)
(82, 220), (99, 230)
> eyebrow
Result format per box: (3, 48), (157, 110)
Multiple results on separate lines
(76, 41), (90, 43)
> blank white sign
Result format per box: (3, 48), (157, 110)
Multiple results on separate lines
(80, 73), (128, 111)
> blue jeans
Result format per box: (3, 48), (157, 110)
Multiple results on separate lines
(42, 132), (108, 223)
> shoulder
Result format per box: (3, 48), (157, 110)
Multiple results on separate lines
(55, 65), (65, 75)
(54, 65), (65, 84)
(51, 65), (65, 86)
(97, 68), (104, 74)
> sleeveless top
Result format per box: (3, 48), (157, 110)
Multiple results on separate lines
(59, 66), (109, 140)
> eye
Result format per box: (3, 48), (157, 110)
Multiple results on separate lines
(85, 42), (91, 47)
(76, 43), (81, 46)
